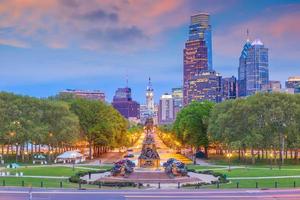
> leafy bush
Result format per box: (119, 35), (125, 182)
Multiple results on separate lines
(69, 169), (109, 183)
(92, 181), (136, 187)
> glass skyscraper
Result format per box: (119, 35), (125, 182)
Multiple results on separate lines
(189, 13), (213, 70)
(183, 13), (214, 105)
(238, 39), (269, 97)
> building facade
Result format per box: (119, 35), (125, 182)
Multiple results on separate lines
(238, 39), (269, 97)
(285, 76), (300, 90)
(172, 87), (183, 119)
(186, 71), (222, 103)
(158, 93), (174, 125)
(140, 78), (158, 125)
(112, 87), (140, 120)
(183, 13), (217, 105)
(60, 89), (105, 101)
(189, 13), (213, 70)
(222, 76), (237, 100)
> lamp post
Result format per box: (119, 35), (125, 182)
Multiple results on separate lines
(226, 153), (232, 172)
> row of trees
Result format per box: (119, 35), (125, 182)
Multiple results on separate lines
(0, 92), (79, 161)
(159, 93), (300, 164)
(209, 93), (300, 164)
(0, 92), (138, 161)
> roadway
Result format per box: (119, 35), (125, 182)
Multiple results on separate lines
(2, 188), (300, 200)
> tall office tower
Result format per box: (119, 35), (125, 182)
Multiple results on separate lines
(171, 87), (183, 119)
(222, 76), (237, 100)
(112, 87), (140, 120)
(187, 71), (222, 103)
(60, 89), (105, 101)
(146, 77), (155, 114)
(158, 93), (174, 125)
(189, 13), (213, 70)
(183, 13), (212, 105)
(238, 37), (269, 97)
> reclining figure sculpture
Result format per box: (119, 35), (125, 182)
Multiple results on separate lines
(111, 159), (135, 177)
(163, 158), (188, 177)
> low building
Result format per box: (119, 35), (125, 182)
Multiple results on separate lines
(60, 89), (105, 101)
(158, 93), (174, 125)
(286, 76), (300, 93)
(112, 87), (140, 120)
(222, 76), (237, 100)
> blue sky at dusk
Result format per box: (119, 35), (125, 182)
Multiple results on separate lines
(1, 0), (300, 103)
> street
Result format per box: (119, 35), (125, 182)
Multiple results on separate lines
(2, 188), (300, 200)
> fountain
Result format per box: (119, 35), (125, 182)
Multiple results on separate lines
(138, 132), (160, 168)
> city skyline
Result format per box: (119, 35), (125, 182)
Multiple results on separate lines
(1, 0), (300, 103)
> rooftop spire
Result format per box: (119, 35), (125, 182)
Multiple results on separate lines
(147, 77), (153, 91)
(246, 28), (250, 42)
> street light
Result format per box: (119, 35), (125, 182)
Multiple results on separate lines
(226, 153), (233, 171)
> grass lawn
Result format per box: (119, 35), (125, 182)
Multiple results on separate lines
(0, 177), (78, 188)
(76, 165), (112, 170)
(217, 168), (300, 178)
(1, 166), (105, 177)
(202, 178), (300, 189)
(187, 165), (225, 171)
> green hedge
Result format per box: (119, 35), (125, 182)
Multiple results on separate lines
(69, 169), (109, 184)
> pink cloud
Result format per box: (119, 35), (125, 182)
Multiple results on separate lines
(0, 0), (231, 50)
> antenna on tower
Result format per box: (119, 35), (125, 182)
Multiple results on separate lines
(246, 28), (250, 42)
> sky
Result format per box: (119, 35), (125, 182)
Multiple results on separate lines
(1, 0), (300, 103)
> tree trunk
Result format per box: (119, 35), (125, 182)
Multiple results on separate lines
(251, 148), (255, 164)
(204, 146), (208, 159)
(89, 141), (92, 160)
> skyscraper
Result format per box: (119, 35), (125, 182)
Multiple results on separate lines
(238, 36), (269, 97)
(158, 93), (174, 125)
(189, 13), (213, 70)
(112, 87), (140, 120)
(183, 13), (220, 105)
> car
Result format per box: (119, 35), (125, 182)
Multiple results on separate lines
(124, 154), (134, 158)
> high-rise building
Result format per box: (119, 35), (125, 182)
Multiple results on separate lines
(189, 13), (213, 70)
(183, 13), (214, 105)
(186, 71), (222, 104)
(172, 87), (183, 119)
(112, 87), (140, 120)
(222, 76), (237, 100)
(158, 93), (174, 125)
(60, 89), (105, 101)
(238, 37), (269, 97)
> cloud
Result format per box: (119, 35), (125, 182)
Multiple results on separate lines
(0, 0), (232, 51)
(79, 9), (118, 22)
(0, 38), (29, 48)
